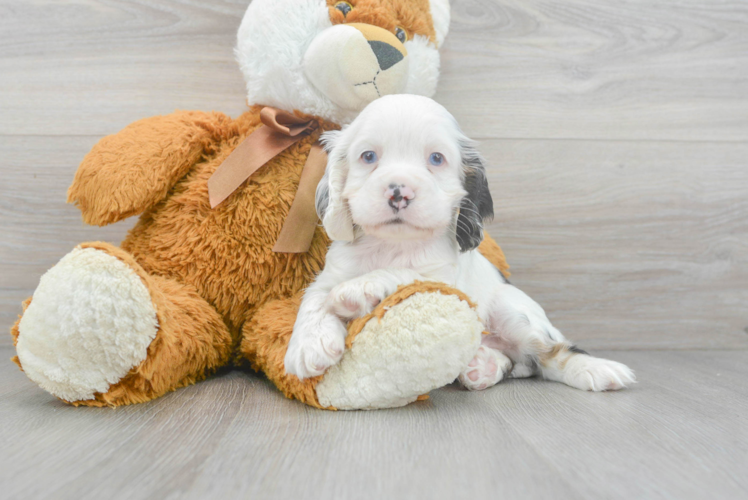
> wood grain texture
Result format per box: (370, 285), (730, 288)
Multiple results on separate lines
(2, 347), (747, 500)
(436, 0), (748, 141)
(0, 0), (249, 136)
(2, 0), (746, 140)
(481, 138), (748, 349)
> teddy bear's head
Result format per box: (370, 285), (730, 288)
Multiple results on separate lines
(236, 0), (450, 125)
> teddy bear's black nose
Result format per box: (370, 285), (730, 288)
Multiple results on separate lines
(368, 41), (404, 71)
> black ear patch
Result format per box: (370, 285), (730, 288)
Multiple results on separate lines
(456, 142), (494, 252)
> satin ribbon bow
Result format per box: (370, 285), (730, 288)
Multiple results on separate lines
(207, 107), (328, 253)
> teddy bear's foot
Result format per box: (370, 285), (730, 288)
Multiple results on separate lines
(315, 283), (484, 409)
(12, 242), (232, 406)
(243, 282), (484, 410)
(14, 245), (158, 402)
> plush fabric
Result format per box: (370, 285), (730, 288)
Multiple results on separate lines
(68, 111), (234, 226)
(114, 109), (336, 334)
(303, 23), (410, 110)
(236, 0), (444, 125)
(316, 281), (483, 410)
(478, 233), (511, 278)
(241, 293), (327, 409)
(11, 0), (513, 409)
(15, 246), (159, 402)
(10, 105), (511, 407)
(241, 280), (484, 409)
(326, 0), (438, 44)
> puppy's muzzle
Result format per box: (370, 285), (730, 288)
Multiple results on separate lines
(303, 23), (409, 112)
(386, 184), (415, 212)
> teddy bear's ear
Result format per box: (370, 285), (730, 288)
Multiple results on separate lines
(429, 0), (451, 47)
(316, 130), (355, 242)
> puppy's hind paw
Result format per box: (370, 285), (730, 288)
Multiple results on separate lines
(459, 346), (513, 391)
(563, 356), (636, 391)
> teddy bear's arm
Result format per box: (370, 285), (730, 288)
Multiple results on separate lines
(67, 111), (233, 226)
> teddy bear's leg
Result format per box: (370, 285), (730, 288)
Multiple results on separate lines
(240, 295), (326, 408)
(240, 283), (484, 410)
(11, 242), (232, 406)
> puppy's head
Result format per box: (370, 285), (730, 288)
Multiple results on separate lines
(316, 94), (493, 251)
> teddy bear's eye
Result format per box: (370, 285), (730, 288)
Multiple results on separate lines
(395, 27), (408, 43)
(335, 1), (352, 17)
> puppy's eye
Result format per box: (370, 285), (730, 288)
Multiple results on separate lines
(395, 26), (408, 43)
(429, 152), (444, 166)
(335, 2), (352, 17)
(361, 151), (378, 164)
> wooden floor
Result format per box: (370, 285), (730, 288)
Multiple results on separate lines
(2, 347), (747, 499)
(1, 0), (747, 499)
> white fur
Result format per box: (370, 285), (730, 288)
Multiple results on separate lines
(286, 95), (636, 393)
(316, 291), (482, 409)
(458, 345), (513, 391)
(236, 0), (443, 125)
(428, 0), (451, 48)
(403, 35), (441, 98)
(16, 247), (159, 402)
(303, 24), (410, 111)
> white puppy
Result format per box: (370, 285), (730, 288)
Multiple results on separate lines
(285, 95), (635, 392)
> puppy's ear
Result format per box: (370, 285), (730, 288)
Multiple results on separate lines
(314, 132), (334, 221)
(456, 140), (494, 252)
(316, 130), (355, 242)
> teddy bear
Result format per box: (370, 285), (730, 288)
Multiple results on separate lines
(10, 0), (510, 410)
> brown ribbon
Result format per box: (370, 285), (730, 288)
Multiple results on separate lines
(207, 107), (328, 253)
(208, 107), (317, 208)
(272, 142), (328, 253)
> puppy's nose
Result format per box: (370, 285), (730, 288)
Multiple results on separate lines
(385, 184), (415, 212)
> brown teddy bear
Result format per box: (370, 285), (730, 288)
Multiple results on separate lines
(10, 0), (509, 410)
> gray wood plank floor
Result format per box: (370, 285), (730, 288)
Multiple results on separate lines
(1, 0), (747, 499)
(2, 347), (747, 500)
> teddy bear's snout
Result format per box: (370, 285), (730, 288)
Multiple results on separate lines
(303, 22), (409, 112)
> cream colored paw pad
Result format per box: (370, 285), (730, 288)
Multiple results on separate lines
(16, 247), (158, 402)
(315, 291), (483, 410)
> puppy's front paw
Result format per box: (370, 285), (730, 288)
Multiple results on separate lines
(563, 355), (636, 391)
(459, 346), (513, 391)
(327, 278), (390, 320)
(284, 314), (347, 380)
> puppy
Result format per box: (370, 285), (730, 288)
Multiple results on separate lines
(285, 95), (635, 392)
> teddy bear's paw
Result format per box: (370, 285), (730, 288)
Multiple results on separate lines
(284, 313), (347, 379)
(326, 278), (391, 321)
(458, 346), (513, 391)
(15, 247), (159, 402)
(315, 289), (484, 410)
